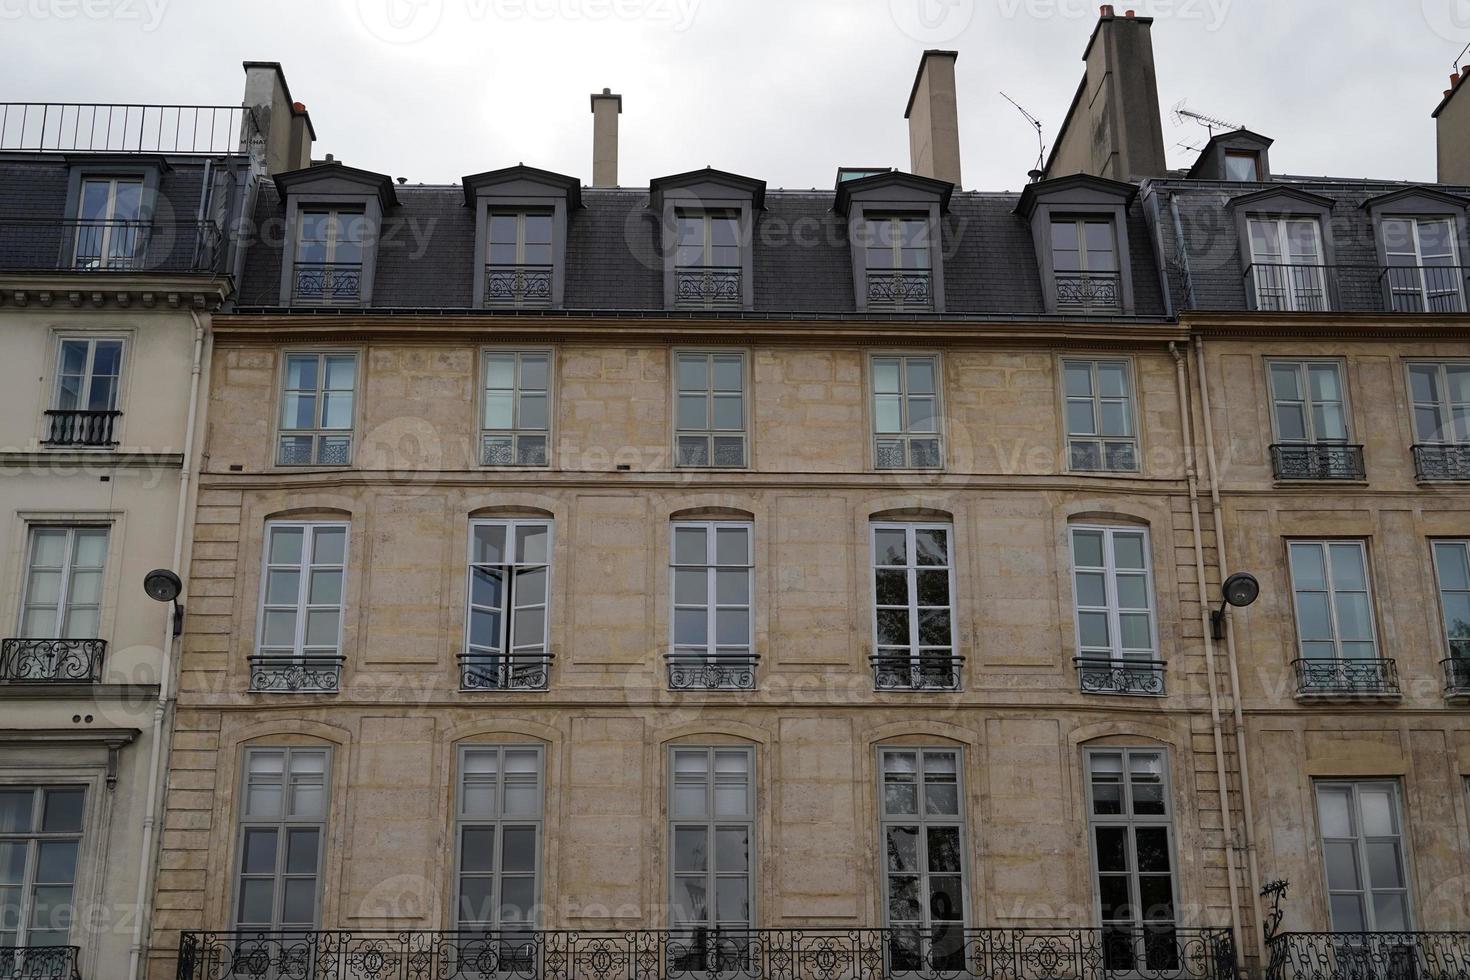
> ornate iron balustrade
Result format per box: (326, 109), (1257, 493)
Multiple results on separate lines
(0, 102), (252, 154)
(0, 219), (223, 274)
(0, 639), (106, 684)
(665, 653), (758, 691)
(459, 652), (552, 691)
(1055, 271), (1122, 314)
(1269, 444), (1365, 481)
(871, 653), (963, 691)
(866, 270), (934, 312)
(291, 262), (363, 304)
(485, 264), (553, 308)
(1075, 658), (1167, 696)
(1413, 444), (1470, 482)
(248, 655), (344, 694)
(0, 945), (81, 980)
(42, 409), (120, 448)
(1382, 264), (1470, 313)
(1444, 659), (1470, 698)
(674, 266), (742, 310)
(1266, 931), (1470, 980)
(177, 926), (1238, 980)
(1246, 264), (1332, 312)
(1292, 658), (1399, 698)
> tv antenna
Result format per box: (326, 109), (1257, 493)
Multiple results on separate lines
(1171, 99), (1240, 138)
(999, 91), (1046, 179)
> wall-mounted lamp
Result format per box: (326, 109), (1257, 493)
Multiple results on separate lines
(143, 568), (185, 637)
(1210, 571), (1259, 640)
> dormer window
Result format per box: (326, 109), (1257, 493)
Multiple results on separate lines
(293, 209), (366, 304)
(864, 216), (932, 312)
(1050, 217), (1120, 314)
(1223, 150), (1260, 182)
(486, 211), (554, 309)
(1382, 217), (1462, 313)
(75, 176), (145, 270)
(675, 210), (742, 310)
(1247, 217), (1326, 312)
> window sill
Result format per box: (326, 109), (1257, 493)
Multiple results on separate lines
(1293, 690), (1402, 703)
(1272, 478), (1369, 489)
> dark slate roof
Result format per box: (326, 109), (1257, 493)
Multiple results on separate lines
(235, 182), (1170, 317)
(1147, 175), (1470, 313)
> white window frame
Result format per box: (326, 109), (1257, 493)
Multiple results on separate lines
(870, 353), (944, 471)
(254, 521), (349, 664)
(1266, 359), (1350, 444)
(485, 212), (554, 309)
(1406, 360), (1470, 446)
(1247, 217), (1327, 312)
(1062, 358), (1139, 473)
(667, 745), (755, 940)
(73, 175), (145, 268)
(0, 784), (87, 949)
(463, 519), (553, 689)
(673, 351), (749, 469)
(480, 349), (552, 468)
(1069, 525), (1158, 665)
(1314, 780), (1412, 933)
(17, 525), (109, 641)
(1382, 216), (1463, 313)
(51, 337), (125, 414)
(869, 522), (957, 690)
(453, 744), (544, 931)
(276, 351), (358, 467)
(1286, 540), (1380, 663)
(232, 746), (329, 931)
(669, 522), (754, 681)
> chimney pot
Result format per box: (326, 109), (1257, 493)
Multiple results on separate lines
(1100, 4), (1114, 15)
(590, 88), (622, 187)
(293, 101), (306, 111)
(1453, 73), (1461, 86)
(1125, 8), (1135, 15)
(905, 50), (962, 188)
(325, 153), (334, 162)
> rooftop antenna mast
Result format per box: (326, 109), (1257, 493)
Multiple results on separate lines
(999, 91), (1046, 181)
(1171, 99), (1240, 138)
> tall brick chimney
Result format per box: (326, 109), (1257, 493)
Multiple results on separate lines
(590, 88), (622, 187)
(1043, 6), (1166, 181)
(1434, 68), (1470, 184)
(241, 61), (314, 175)
(905, 50), (962, 188)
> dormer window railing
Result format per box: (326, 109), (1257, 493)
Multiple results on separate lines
(1051, 218), (1121, 314)
(485, 212), (554, 309)
(674, 210), (742, 310)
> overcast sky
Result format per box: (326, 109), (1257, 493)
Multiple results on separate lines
(2, 0), (1465, 190)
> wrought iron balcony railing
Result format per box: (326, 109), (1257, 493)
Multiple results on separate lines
(665, 653), (758, 691)
(1383, 264), (1470, 313)
(867, 269), (934, 312)
(1444, 658), (1470, 698)
(1266, 931), (1470, 980)
(485, 264), (553, 308)
(1413, 444), (1470, 481)
(0, 639), (106, 684)
(0, 945), (81, 980)
(1, 102), (253, 154)
(1245, 264), (1332, 312)
(177, 926), (1239, 980)
(248, 655), (344, 694)
(1269, 443), (1365, 481)
(1055, 271), (1122, 314)
(1293, 658), (1400, 698)
(459, 652), (552, 691)
(291, 262), (363, 304)
(42, 409), (120, 448)
(674, 265), (743, 310)
(871, 653), (964, 691)
(1188, 263), (1470, 314)
(1076, 657), (1167, 696)
(0, 219), (223, 274)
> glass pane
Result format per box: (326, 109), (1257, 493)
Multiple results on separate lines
(874, 529), (907, 566)
(41, 790), (83, 833)
(906, 359), (936, 395)
(887, 875), (921, 922)
(304, 610), (339, 647)
(716, 827), (749, 873)
(1072, 530), (1104, 568)
(1094, 827), (1128, 872)
(236, 878), (274, 926)
(1317, 787), (1354, 837)
(35, 842), (77, 885)
(1359, 789), (1396, 836)
(1289, 544), (1327, 591)
(674, 527), (707, 565)
(916, 569), (949, 607)
(281, 878), (316, 926)
(1372, 894), (1410, 932)
(308, 570), (341, 605)
(1366, 840), (1404, 889)
(1113, 533), (1146, 571)
(1135, 827), (1172, 872)
(674, 827), (707, 872)
(1329, 894), (1366, 933)
(915, 529), (948, 566)
(716, 569), (749, 605)
(269, 527), (304, 566)
(502, 827), (537, 874)
(1098, 363), (1128, 398)
(872, 359), (901, 395)
(285, 829), (319, 875)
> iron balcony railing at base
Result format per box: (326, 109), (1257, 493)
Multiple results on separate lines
(1266, 931), (1470, 980)
(1054, 271), (1122, 315)
(1075, 658), (1166, 696)
(1292, 658), (1400, 698)
(42, 410), (120, 448)
(866, 269), (934, 312)
(665, 653), (759, 691)
(1444, 659), (1470, 698)
(0, 945), (81, 980)
(674, 266), (742, 310)
(248, 655), (345, 694)
(459, 652), (552, 691)
(870, 653), (964, 691)
(1269, 444), (1365, 481)
(1412, 444), (1470, 482)
(0, 219), (223, 274)
(177, 927), (1238, 980)
(0, 639), (106, 683)
(292, 262), (363, 304)
(485, 264), (553, 308)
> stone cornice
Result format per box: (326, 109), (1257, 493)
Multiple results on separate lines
(0, 273), (232, 311)
(1184, 310), (1470, 340)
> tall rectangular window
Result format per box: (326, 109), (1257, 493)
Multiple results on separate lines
(254, 523), (347, 692)
(464, 520), (551, 691)
(1287, 541), (1377, 662)
(1070, 526), (1156, 665)
(1063, 359), (1137, 472)
(19, 527), (108, 640)
(1269, 361), (1348, 444)
(669, 523), (753, 690)
(74, 176), (144, 269)
(278, 352), (357, 466)
(53, 339), (123, 413)
(293, 209), (366, 303)
(870, 523), (957, 690)
(871, 355), (942, 470)
(1086, 749), (1178, 971)
(675, 211), (741, 310)
(1051, 218), (1120, 313)
(1315, 781), (1410, 932)
(1383, 217), (1463, 313)
(1434, 541), (1470, 670)
(878, 747), (966, 972)
(0, 786), (85, 948)
(485, 212), (553, 308)
(865, 216), (932, 312)
(481, 351), (550, 467)
(675, 352), (747, 468)
(669, 747), (754, 952)
(1248, 217), (1326, 311)
(1407, 361), (1470, 445)
(234, 748), (327, 931)
(455, 746), (543, 931)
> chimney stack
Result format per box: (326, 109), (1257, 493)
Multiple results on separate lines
(905, 50), (962, 188)
(590, 88), (622, 187)
(1434, 72), (1470, 184)
(1043, 7), (1166, 180)
(242, 62), (314, 175)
